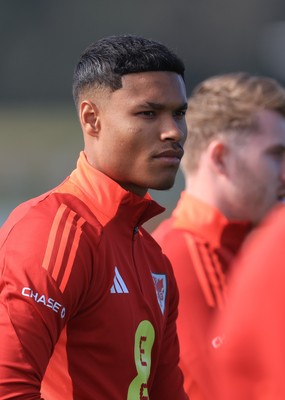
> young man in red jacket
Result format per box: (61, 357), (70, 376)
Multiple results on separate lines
(152, 72), (285, 400)
(0, 35), (188, 399)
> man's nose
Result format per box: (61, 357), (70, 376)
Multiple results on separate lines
(160, 118), (187, 142)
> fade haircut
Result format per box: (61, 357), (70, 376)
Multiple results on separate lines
(72, 34), (185, 109)
(183, 72), (285, 172)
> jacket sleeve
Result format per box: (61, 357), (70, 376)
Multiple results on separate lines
(0, 210), (89, 399)
(0, 215), (71, 399)
(149, 255), (189, 400)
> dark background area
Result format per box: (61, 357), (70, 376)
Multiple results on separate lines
(1, 0), (285, 229)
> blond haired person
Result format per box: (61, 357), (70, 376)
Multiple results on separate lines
(153, 72), (285, 400)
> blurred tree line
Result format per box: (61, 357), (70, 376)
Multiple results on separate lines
(1, 0), (285, 227)
(1, 0), (284, 104)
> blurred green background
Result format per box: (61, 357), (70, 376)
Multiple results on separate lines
(1, 0), (285, 230)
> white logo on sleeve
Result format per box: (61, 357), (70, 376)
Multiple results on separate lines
(110, 266), (129, 294)
(22, 287), (66, 318)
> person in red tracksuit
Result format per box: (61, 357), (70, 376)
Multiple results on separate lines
(152, 72), (285, 400)
(211, 203), (285, 400)
(0, 35), (189, 399)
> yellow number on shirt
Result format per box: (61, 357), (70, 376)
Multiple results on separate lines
(127, 320), (155, 400)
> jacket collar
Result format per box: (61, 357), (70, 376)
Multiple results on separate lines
(173, 191), (251, 250)
(69, 152), (165, 227)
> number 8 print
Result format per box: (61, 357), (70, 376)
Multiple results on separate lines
(127, 320), (155, 400)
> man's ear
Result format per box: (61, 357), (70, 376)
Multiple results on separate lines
(208, 140), (229, 175)
(79, 100), (101, 137)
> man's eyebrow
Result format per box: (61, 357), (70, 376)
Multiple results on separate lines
(176, 102), (188, 110)
(140, 102), (188, 110)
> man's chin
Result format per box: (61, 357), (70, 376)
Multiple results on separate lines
(149, 180), (176, 191)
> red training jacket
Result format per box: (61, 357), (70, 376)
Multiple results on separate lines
(0, 151), (187, 400)
(152, 192), (250, 400)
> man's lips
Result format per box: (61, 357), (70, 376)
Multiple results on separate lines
(154, 148), (184, 161)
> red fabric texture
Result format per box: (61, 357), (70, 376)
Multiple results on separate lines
(0, 152), (188, 400)
(152, 192), (250, 399)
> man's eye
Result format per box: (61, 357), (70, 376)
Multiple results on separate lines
(139, 111), (156, 117)
(174, 110), (186, 118)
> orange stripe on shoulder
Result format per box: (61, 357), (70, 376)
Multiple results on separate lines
(42, 204), (68, 271)
(199, 244), (226, 310)
(183, 234), (216, 307)
(59, 217), (85, 293)
(42, 204), (86, 293)
(52, 210), (77, 282)
(211, 250), (228, 304)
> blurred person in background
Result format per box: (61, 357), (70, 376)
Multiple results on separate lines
(0, 34), (189, 399)
(152, 72), (285, 400)
(210, 202), (285, 400)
